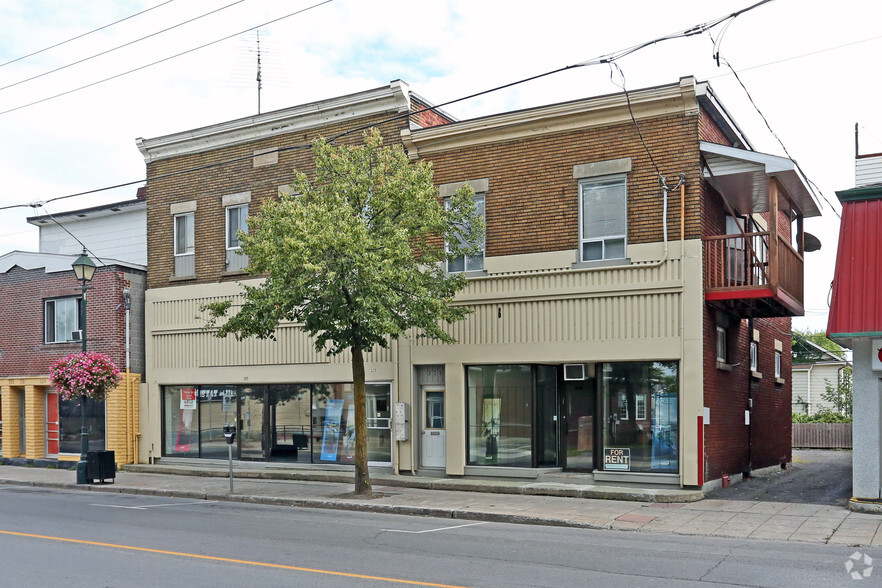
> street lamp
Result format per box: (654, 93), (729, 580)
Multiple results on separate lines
(72, 249), (96, 485)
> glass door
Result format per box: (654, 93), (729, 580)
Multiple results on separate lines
(46, 392), (59, 456)
(238, 386), (266, 460)
(562, 366), (597, 471)
(421, 387), (445, 468)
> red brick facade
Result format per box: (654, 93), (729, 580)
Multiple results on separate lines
(0, 265), (137, 377)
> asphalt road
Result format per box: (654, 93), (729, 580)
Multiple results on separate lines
(706, 450), (853, 506)
(0, 484), (874, 587)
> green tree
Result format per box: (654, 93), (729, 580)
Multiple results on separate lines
(203, 128), (483, 496)
(820, 365), (853, 418)
(791, 329), (847, 363)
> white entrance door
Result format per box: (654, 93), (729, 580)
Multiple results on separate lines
(421, 388), (445, 468)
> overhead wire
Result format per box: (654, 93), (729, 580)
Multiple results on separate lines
(0, 0), (246, 93)
(0, 0), (175, 69)
(0, 0), (777, 212)
(0, 0), (334, 117)
(708, 26), (841, 218)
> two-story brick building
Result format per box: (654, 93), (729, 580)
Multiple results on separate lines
(0, 195), (146, 466)
(136, 77), (821, 488)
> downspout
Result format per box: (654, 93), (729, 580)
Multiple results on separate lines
(746, 317), (754, 477)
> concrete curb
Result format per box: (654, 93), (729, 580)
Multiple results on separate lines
(0, 477), (613, 531)
(121, 464), (705, 503)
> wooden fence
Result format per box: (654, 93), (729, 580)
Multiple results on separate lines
(792, 423), (852, 449)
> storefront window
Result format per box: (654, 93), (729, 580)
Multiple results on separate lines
(162, 382), (393, 465)
(467, 365), (533, 467)
(59, 397), (105, 454)
(164, 386), (198, 457)
(199, 386), (237, 459)
(601, 361), (678, 473)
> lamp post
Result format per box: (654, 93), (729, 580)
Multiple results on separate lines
(72, 249), (96, 485)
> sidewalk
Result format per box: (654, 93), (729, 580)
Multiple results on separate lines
(1, 462), (880, 547)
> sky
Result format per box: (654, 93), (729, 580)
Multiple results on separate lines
(1, 0), (880, 334)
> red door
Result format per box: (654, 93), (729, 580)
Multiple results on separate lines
(47, 393), (59, 456)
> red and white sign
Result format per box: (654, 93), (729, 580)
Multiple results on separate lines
(180, 388), (197, 410)
(872, 339), (882, 372)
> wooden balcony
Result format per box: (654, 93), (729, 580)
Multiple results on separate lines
(703, 232), (804, 318)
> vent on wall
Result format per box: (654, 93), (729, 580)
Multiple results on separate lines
(563, 364), (586, 381)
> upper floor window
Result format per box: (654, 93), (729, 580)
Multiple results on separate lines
(750, 341), (759, 372)
(45, 297), (81, 343)
(174, 212), (194, 257)
(226, 204), (248, 250)
(580, 174), (626, 262)
(774, 350), (782, 379)
(716, 326), (727, 363)
(173, 211), (195, 277)
(447, 193), (485, 274)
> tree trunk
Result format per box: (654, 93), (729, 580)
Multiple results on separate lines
(351, 345), (372, 496)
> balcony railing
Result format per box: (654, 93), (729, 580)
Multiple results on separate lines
(703, 231), (804, 317)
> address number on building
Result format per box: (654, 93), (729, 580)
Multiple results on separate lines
(604, 448), (630, 471)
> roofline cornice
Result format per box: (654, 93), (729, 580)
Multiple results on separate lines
(836, 185), (882, 203)
(402, 76), (701, 158)
(136, 81), (411, 163)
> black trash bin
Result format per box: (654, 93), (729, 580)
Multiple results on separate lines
(86, 450), (116, 484)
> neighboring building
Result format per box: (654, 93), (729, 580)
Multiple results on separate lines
(791, 337), (850, 415)
(136, 77), (821, 489)
(828, 151), (882, 503)
(0, 195), (146, 466)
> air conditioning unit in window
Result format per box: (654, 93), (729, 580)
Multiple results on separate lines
(563, 364), (586, 381)
(70, 330), (82, 341)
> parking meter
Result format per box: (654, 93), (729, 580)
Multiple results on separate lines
(223, 423), (237, 444)
(223, 423), (236, 493)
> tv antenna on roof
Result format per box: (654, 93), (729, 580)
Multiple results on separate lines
(256, 30), (263, 114)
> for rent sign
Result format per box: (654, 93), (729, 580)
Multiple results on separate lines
(604, 447), (630, 471)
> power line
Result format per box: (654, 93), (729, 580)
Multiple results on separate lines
(0, 0), (175, 69)
(0, 0), (334, 117)
(0, 0), (245, 93)
(1, 0), (776, 211)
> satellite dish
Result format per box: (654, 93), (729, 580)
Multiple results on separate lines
(804, 232), (821, 252)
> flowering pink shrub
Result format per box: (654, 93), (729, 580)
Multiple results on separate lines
(49, 352), (121, 400)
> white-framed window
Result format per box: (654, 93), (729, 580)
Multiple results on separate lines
(775, 350), (782, 379)
(579, 174), (626, 261)
(750, 341), (758, 372)
(45, 297), (81, 343)
(174, 212), (194, 257)
(716, 326), (727, 363)
(635, 394), (647, 420)
(446, 193), (485, 273)
(226, 204), (248, 249)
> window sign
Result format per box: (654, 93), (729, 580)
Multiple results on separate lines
(604, 447), (630, 471)
(180, 388), (197, 410)
(320, 398), (345, 461)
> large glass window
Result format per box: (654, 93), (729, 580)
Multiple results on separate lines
(58, 396), (105, 454)
(45, 297), (81, 343)
(163, 386), (198, 457)
(467, 365), (533, 467)
(580, 175), (626, 261)
(447, 194), (485, 273)
(601, 361), (678, 473)
(162, 382), (391, 465)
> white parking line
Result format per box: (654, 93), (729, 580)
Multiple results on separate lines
(90, 500), (216, 510)
(382, 522), (488, 534)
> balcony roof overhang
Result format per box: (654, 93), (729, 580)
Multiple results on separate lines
(701, 142), (822, 218)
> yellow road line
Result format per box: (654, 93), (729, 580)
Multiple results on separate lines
(0, 529), (468, 587)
